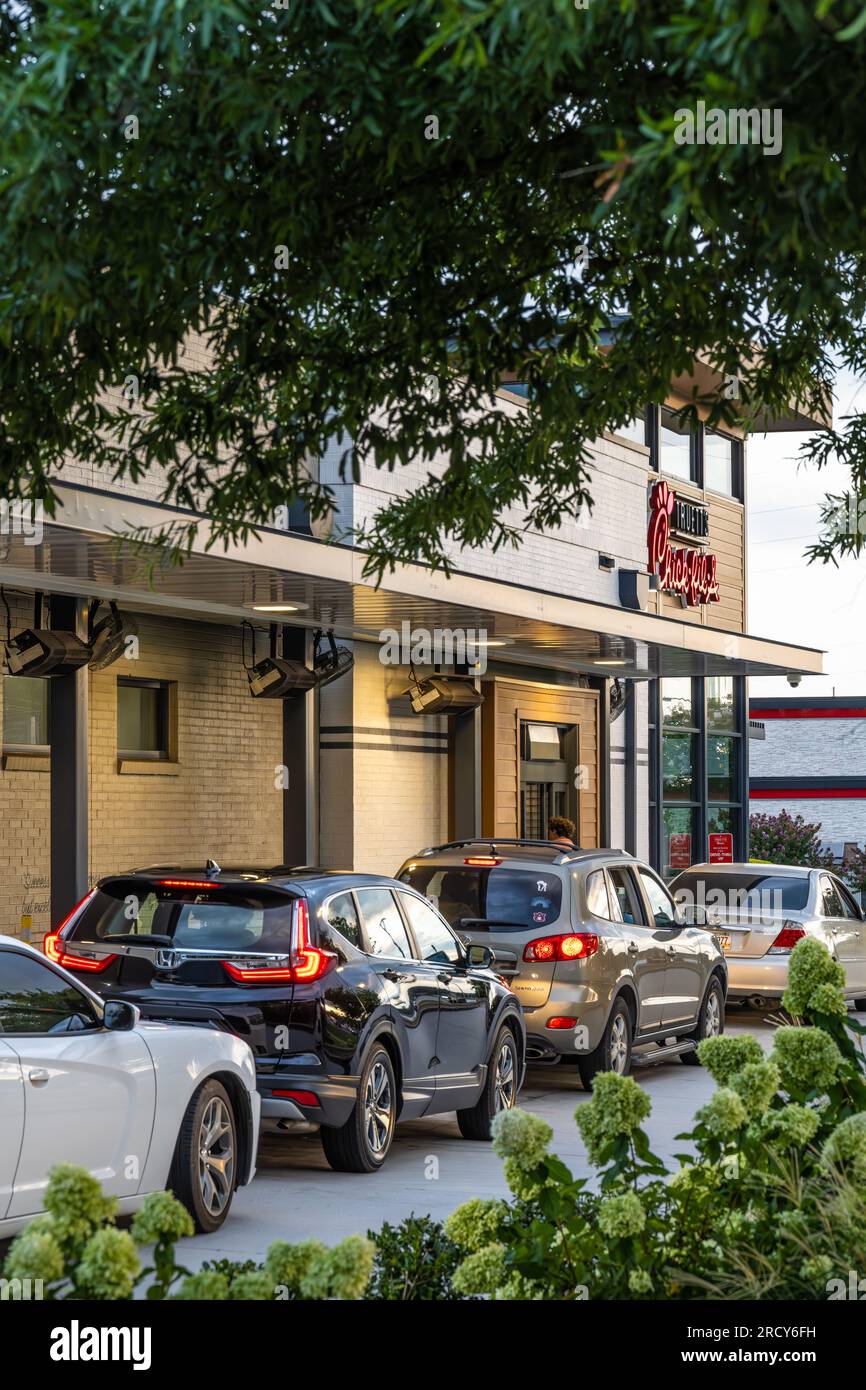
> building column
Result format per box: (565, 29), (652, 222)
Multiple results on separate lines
(624, 683), (638, 855)
(282, 627), (319, 867)
(50, 596), (89, 927)
(450, 703), (482, 840)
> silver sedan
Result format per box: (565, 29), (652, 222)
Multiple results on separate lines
(671, 863), (866, 1010)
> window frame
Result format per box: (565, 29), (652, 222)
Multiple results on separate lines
(396, 889), (465, 967)
(2, 674), (50, 759)
(354, 886), (416, 963)
(116, 676), (174, 762)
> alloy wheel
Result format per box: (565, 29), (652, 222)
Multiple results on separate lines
(704, 989), (722, 1038)
(493, 1038), (516, 1113)
(198, 1097), (234, 1218)
(364, 1060), (393, 1155)
(609, 1013), (629, 1073)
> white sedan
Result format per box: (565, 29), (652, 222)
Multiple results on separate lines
(0, 936), (260, 1238)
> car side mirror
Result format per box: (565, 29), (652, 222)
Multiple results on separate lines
(467, 944), (495, 970)
(103, 999), (139, 1031)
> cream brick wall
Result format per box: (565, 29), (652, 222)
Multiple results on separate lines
(319, 642), (448, 875)
(0, 609), (283, 939)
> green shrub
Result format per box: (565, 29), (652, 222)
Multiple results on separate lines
(366, 1214), (464, 1300)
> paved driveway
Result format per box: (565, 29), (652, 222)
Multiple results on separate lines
(177, 1007), (782, 1268)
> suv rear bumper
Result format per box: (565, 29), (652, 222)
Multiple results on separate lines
(521, 982), (608, 1059)
(257, 1073), (359, 1128)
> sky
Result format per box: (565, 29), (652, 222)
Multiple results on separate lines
(747, 368), (866, 699)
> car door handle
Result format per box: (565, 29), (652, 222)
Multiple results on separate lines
(666, 946), (677, 957)
(437, 971), (454, 984)
(28, 1069), (50, 1086)
(382, 968), (415, 983)
(627, 942), (639, 953)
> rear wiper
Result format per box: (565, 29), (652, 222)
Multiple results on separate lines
(97, 934), (174, 947)
(458, 917), (522, 930)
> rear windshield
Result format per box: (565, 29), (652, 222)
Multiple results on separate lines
(399, 865), (563, 930)
(70, 880), (296, 953)
(674, 872), (810, 914)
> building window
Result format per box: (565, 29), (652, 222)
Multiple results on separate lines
(650, 676), (746, 876)
(117, 678), (171, 760)
(616, 412), (648, 447)
(659, 407), (695, 482)
(704, 429), (742, 498)
(2, 676), (49, 751)
(519, 720), (578, 840)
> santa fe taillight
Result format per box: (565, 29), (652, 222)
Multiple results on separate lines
(43, 891), (116, 973)
(768, 922), (807, 954)
(523, 933), (599, 963)
(222, 897), (336, 985)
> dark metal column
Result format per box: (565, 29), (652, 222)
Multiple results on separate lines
(451, 705), (482, 840)
(597, 679), (612, 848)
(50, 596), (89, 927)
(282, 628), (319, 867)
(624, 683), (638, 855)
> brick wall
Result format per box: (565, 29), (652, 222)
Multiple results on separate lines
(0, 609), (283, 939)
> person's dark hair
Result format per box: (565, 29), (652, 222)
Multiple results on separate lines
(548, 815), (576, 843)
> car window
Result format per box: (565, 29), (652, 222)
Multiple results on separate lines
(69, 881), (295, 953)
(672, 870), (810, 914)
(586, 870), (612, 920)
(399, 864), (562, 930)
(0, 951), (100, 1035)
(356, 888), (414, 960)
(608, 867), (644, 925)
(834, 878), (863, 921)
(820, 876), (846, 919)
(323, 892), (362, 949)
(399, 893), (462, 965)
(638, 869), (678, 927)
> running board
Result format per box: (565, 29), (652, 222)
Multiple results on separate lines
(631, 1040), (697, 1067)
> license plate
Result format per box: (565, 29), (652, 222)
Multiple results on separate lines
(717, 933), (732, 952)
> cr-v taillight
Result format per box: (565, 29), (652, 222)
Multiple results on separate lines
(523, 933), (599, 963)
(44, 891), (116, 973)
(768, 922), (807, 954)
(222, 898), (337, 985)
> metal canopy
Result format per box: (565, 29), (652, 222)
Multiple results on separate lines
(0, 483), (824, 682)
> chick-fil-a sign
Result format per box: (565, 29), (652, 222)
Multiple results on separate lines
(648, 480), (721, 607)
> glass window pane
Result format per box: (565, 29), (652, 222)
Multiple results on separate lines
(663, 807), (696, 878)
(3, 677), (48, 745)
(707, 735), (737, 801)
(662, 678), (693, 727)
(356, 888), (414, 960)
(663, 733), (696, 801)
(586, 870), (610, 920)
(638, 869), (679, 927)
(707, 677), (736, 730)
(325, 892), (362, 949)
(705, 431), (734, 495)
(616, 415), (646, 446)
(118, 682), (165, 755)
(660, 408), (693, 480)
(0, 952), (99, 1034)
(400, 893), (462, 964)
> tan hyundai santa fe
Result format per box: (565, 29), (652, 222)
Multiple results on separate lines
(397, 839), (727, 1087)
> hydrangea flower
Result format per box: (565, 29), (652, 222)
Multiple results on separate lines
(298, 1235), (374, 1301)
(265, 1238), (327, 1292)
(695, 1087), (748, 1139)
(807, 982), (849, 1019)
(3, 1225), (65, 1285)
(729, 1059), (780, 1118)
(575, 1072), (651, 1166)
(496, 1272), (546, 1300)
(76, 1227), (140, 1300)
(783, 936), (846, 1017)
(597, 1190), (646, 1238)
(696, 1034), (763, 1086)
(445, 1197), (507, 1251)
(230, 1270), (276, 1300)
(451, 1244), (508, 1297)
(628, 1268), (654, 1295)
(758, 1103), (819, 1148)
(174, 1271), (230, 1300)
(822, 1112), (866, 1182)
(491, 1108), (552, 1169)
(130, 1190), (194, 1245)
(503, 1156), (556, 1201)
(41, 1163), (117, 1261)
(771, 1026), (842, 1096)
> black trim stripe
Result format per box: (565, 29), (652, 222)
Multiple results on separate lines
(320, 725), (448, 741)
(320, 741), (447, 754)
(750, 776), (866, 791)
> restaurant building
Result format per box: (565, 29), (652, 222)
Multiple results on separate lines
(0, 346), (825, 939)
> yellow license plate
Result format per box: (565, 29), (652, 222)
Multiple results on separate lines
(718, 933), (732, 952)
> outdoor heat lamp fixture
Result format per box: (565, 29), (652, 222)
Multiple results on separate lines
(248, 654), (318, 698)
(405, 674), (484, 715)
(6, 628), (91, 678)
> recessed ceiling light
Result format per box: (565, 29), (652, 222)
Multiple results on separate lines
(249, 603), (303, 613)
(593, 658), (629, 666)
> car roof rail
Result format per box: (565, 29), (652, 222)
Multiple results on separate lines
(415, 839), (634, 865)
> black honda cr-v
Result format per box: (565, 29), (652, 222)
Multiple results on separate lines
(45, 865), (525, 1172)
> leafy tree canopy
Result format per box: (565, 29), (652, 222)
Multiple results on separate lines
(1, 0), (865, 578)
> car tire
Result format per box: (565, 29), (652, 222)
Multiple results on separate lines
(577, 996), (632, 1090)
(320, 1045), (397, 1173)
(854, 998), (866, 1012)
(170, 1078), (237, 1234)
(681, 975), (725, 1065)
(457, 1026), (520, 1141)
